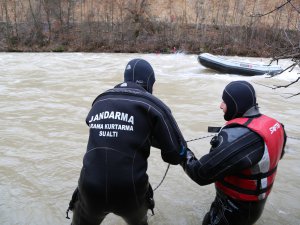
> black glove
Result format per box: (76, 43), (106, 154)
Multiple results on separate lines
(186, 148), (196, 162)
(210, 135), (220, 149)
(180, 148), (196, 169)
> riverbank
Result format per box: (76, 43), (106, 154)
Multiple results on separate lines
(1, 0), (298, 57)
(1, 22), (298, 58)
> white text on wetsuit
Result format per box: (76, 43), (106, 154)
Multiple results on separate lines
(89, 111), (134, 124)
(88, 111), (134, 137)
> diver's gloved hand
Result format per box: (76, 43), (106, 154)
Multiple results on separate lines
(179, 144), (187, 157)
(210, 135), (220, 150)
(180, 148), (196, 169)
(187, 148), (195, 158)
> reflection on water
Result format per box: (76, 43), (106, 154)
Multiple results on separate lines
(0, 53), (299, 225)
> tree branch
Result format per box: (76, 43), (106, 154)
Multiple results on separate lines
(274, 76), (300, 88)
(289, 1), (300, 14)
(250, 0), (292, 17)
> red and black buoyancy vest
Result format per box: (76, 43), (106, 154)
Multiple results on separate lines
(215, 115), (285, 201)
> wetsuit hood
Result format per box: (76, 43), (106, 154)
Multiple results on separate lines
(222, 81), (257, 121)
(124, 58), (155, 94)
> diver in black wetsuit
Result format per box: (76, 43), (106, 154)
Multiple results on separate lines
(67, 59), (187, 225)
(181, 81), (286, 225)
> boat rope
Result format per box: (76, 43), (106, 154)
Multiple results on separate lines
(153, 134), (214, 191)
(153, 163), (170, 191)
(288, 136), (300, 141)
(186, 134), (215, 143)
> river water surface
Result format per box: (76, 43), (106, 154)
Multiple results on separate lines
(0, 53), (299, 225)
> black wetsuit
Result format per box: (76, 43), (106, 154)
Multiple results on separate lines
(71, 82), (186, 225)
(183, 117), (285, 225)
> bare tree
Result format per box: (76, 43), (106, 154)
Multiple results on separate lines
(41, 0), (52, 44)
(27, 0), (45, 45)
(252, 0), (300, 97)
(194, 0), (205, 30)
(124, 0), (151, 41)
(1, 0), (13, 47)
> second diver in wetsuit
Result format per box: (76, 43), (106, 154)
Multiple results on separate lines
(181, 80), (286, 225)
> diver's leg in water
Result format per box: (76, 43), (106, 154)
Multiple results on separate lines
(71, 194), (107, 225)
(202, 196), (230, 225)
(202, 192), (267, 225)
(121, 200), (149, 225)
(118, 184), (153, 225)
(202, 194), (236, 225)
